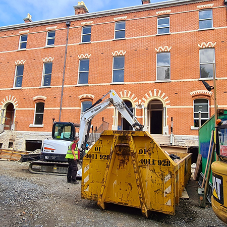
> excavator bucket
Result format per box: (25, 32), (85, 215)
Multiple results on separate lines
(81, 130), (192, 216)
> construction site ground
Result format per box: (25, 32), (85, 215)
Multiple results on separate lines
(0, 160), (226, 227)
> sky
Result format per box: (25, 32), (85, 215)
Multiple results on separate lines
(0, 0), (171, 27)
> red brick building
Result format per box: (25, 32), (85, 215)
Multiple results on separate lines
(0, 0), (226, 151)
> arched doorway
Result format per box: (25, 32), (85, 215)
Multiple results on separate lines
(122, 100), (133, 130)
(4, 103), (15, 130)
(118, 100), (133, 130)
(148, 99), (163, 134)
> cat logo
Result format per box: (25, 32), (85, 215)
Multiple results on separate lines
(212, 174), (224, 205)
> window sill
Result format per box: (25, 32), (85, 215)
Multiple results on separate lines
(199, 78), (213, 81)
(198, 27), (214, 31)
(155, 79), (171, 83)
(110, 82), (125, 85)
(11, 87), (22, 90)
(29, 124), (44, 128)
(44, 45), (55, 48)
(112, 38), (126, 41)
(39, 86), (51, 88)
(156, 33), (170, 36)
(76, 84), (89, 86)
(79, 41), (91, 44)
(17, 48), (26, 51)
(191, 126), (199, 130)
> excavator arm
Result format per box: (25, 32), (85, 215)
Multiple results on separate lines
(78, 90), (143, 153)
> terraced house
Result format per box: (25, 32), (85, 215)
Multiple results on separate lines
(0, 0), (226, 151)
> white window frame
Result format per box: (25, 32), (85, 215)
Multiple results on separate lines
(33, 102), (45, 126)
(19, 34), (28, 49)
(13, 65), (24, 88)
(199, 9), (213, 30)
(199, 48), (215, 79)
(41, 62), (53, 87)
(157, 17), (170, 35)
(81, 26), (91, 43)
(112, 56), (125, 83)
(78, 59), (89, 84)
(193, 99), (209, 128)
(115, 21), (126, 39)
(46, 31), (55, 46)
(156, 52), (170, 81)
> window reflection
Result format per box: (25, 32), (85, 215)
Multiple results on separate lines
(200, 48), (215, 78)
(157, 52), (170, 80)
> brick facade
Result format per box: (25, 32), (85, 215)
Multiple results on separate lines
(0, 0), (226, 150)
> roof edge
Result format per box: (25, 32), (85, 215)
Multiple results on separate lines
(0, 0), (213, 31)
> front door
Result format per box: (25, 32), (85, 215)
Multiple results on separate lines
(150, 110), (162, 134)
(4, 103), (14, 130)
(148, 99), (163, 134)
(118, 100), (133, 130)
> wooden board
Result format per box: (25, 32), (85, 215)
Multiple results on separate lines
(193, 154), (202, 181)
(0, 149), (29, 161)
(181, 188), (189, 200)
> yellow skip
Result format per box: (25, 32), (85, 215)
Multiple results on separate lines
(81, 130), (192, 216)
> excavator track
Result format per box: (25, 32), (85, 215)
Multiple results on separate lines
(28, 161), (68, 175)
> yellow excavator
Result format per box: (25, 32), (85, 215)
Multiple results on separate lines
(211, 118), (227, 224)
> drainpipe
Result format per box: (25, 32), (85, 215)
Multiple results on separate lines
(170, 117), (174, 145)
(198, 111), (202, 128)
(0, 109), (4, 133)
(59, 21), (71, 122)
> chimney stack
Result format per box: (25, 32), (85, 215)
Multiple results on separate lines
(74, 1), (89, 15)
(141, 0), (150, 4)
(23, 13), (32, 23)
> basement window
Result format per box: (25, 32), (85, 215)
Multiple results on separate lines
(26, 140), (42, 152)
(8, 142), (13, 149)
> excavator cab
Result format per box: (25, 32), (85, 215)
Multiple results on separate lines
(52, 122), (75, 141)
(211, 119), (227, 224)
(217, 122), (227, 162)
(20, 122), (81, 175)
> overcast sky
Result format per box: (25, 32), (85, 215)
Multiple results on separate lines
(0, 0), (172, 27)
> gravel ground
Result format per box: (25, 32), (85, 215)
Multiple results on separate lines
(0, 160), (226, 227)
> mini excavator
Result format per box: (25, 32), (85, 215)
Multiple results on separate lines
(20, 90), (143, 175)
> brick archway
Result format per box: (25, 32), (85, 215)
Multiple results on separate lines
(4, 103), (15, 130)
(112, 90), (139, 130)
(142, 89), (170, 135)
(0, 96), (18, 131)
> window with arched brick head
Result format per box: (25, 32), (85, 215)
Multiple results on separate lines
(81, 101), (92, 112)
(34, 102), (45, 125)
(194, 99), (209, 127)
(32, 96), (46, 126)
(79, 94), (94, 114)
